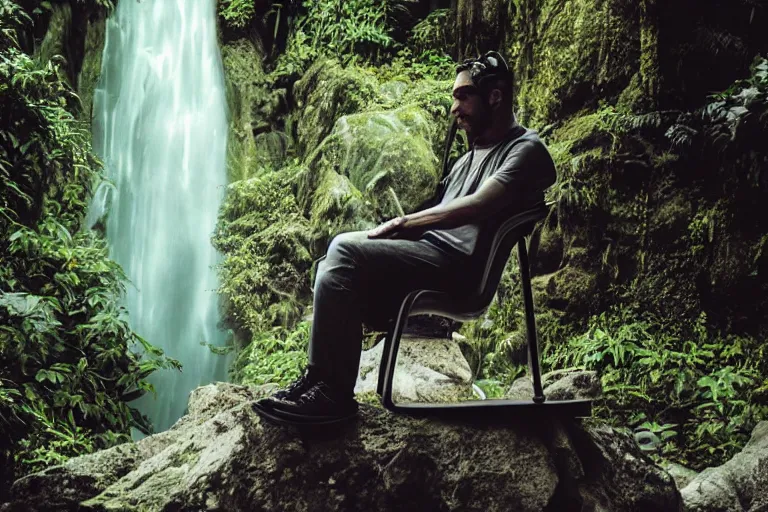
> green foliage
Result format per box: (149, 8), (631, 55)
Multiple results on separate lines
(545, 305), (768, 470)
(213, 167), (313, 338)
(607, 56), (768, 159)
(473, 379), (507, 400)
(0, 0), (176, 482)
(300, 0), (396, 60)
(687, 205), (719, 256)
(458, 278), (529, 386)
(218, 0), (256, 30)
(374, 47), (455, 83)
(0, 0), (30, 52)
(410, 9), (454, 57)
(232, 322), (310, 386)
(271, 0), (404, 78)
(697, 56), (768, 152)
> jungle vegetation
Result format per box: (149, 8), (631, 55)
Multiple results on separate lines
(0, 0), (767, 498)
(0, 0), (178, 493)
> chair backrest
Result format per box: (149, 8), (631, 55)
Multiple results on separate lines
(465, 202), (549, 308)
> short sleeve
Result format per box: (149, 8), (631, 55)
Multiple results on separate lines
(489, 140), (557, 197)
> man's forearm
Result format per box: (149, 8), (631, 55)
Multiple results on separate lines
(386, 178), (509, 239)
(402, 195), (481, 233)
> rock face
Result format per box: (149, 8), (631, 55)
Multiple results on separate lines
(681, 420), (768, 512)
(661, 462), (699, 493)
(505, 369), (602, 402)
(1, 383), (681, 512)
(355, 335), (474, 403)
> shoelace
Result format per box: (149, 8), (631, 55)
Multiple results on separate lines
(299, 383), (334, 404)
(285, 371), (311, 394)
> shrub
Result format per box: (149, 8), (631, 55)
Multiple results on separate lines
(1, 2), (176, 484)
(545, 305), (768, 470)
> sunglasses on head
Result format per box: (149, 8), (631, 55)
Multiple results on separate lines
(457, 51), (510, 85)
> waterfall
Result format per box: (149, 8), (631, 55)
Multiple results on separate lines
(87, 0), (230, 433)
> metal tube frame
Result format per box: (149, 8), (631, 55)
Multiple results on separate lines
(378, 236), (548, 409)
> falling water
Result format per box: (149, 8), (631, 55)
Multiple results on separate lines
(87, 0), (229, 433)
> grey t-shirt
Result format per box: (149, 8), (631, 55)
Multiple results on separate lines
(422, 125), (556, 257)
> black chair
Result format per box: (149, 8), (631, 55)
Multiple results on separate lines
(369, 202), (592, 419)
(307, 202), (592, 419)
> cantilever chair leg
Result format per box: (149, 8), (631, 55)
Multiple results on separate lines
(518, 239), (546, 404)
(379, 291), (422, 410)
(376, 323), (396, 396)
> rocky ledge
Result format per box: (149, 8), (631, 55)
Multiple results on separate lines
(1, 382), (683, 512)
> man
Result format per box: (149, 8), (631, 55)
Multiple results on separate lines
(254, 51), (557, 423)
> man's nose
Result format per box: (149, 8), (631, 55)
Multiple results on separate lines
(450, 99), (461, 117)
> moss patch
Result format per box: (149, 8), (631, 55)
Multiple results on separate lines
(291, 59), (382, 158)
(314, 105), (441, 220)
(516, 0), (640, 127)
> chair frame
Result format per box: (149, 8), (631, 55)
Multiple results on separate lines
(372, 204), (592, 418)
(308, 203), (592, 419)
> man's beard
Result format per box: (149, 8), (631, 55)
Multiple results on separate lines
(459, 110), (492, 144)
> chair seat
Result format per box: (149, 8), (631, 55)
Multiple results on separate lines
(404, 290), (492, 322)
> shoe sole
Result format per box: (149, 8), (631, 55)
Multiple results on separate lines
(252, 402), (358, 426)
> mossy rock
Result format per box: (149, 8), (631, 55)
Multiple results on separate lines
(221, 39), (270, 182)
(516, 0), (639, 127)
(378, 80), (409, 104)
(532, 220), (564, 276)
(77, 18), (105, 121)
(455, 0), (513, 60)
(540, 265), (599, 315)
(550, 111), (615, 155)
(36, 3), (73, 80)
(385, 78), (454, 155)
(631, 252), (703, 324)
(648, 192), (693, 240)
(253, 131), (289, 173)
(310, 105), (441, 220)
(292, 59), (382, 158)
(308, 169), (374, 256)
(616, 71), (649, 113)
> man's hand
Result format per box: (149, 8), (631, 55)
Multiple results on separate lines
(367, 177), (510, 240)
(367, 216), (407, 239)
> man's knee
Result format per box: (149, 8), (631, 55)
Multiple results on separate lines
(327, 231), (368, 258)
(314, 232), (368, 293)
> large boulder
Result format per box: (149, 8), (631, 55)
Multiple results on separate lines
(296, 103), (443, 253)
(313, 105), (441, 219)
(355, 335), (474, 403)
(292, 59), (382, 158)
(1, 383), (682, 512)
(505, 369), (602, 401)
(681, 420), (768, 512)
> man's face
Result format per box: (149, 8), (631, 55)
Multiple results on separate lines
(450, 70), (492, 138)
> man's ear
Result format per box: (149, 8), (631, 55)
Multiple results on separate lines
(488, 88), (503, 109)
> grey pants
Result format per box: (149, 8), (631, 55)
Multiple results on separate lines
(308, 231), (469, 395)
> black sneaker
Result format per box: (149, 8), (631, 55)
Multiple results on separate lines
(269, 369), (317, 403)
(267, 382), (358, 422)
